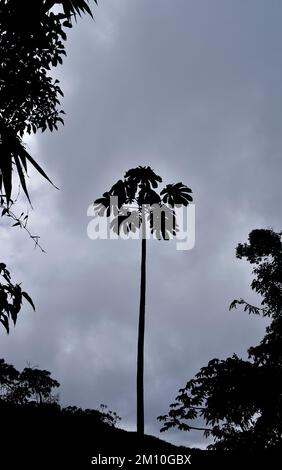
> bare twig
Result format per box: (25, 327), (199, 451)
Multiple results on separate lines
(1, 201), (46, 253)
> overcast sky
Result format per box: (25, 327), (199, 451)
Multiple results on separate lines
(1, 0), (282, 448)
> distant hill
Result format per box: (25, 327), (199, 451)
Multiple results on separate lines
(0, 401), (279, 467)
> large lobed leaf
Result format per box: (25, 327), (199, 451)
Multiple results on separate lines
(160, 182), (193, 207)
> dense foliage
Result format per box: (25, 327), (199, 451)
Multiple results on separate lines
(159, 229), (282, 451)
(0, 1), (97, 332)
(94, 166), (193, 239)
(0, 357), (121, 427)
(0, 0), (96, 205)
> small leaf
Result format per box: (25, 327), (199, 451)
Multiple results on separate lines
(22, 291), (35, 311)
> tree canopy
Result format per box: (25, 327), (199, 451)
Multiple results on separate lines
(94, 165), (193, 239)
(0, 1), (97, 332)
(159, 229), (282, 451)
(0, 357), (121, 427)
(0, 0), (96, 206)
(0, 358), (59, 404)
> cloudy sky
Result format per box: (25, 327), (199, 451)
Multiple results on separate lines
(1, 0), (282, 448)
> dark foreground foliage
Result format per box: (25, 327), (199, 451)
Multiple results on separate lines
(0, 358), (280, 467)
(159, 229), (282, 452)
(0, 0), (97, 206)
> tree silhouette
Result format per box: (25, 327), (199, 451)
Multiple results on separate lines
(0, 0), (97, 207)
(0, 358), (59, 404)
(0, 1), (97, 331)
(94, 166), (193, 435)
(16, 366), (60, 405)
(0, 357), (122, 428)
(158, 229), (282, 451)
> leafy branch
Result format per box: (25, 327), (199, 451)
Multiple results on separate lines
(0, 263), (35, 334)
(229, 298), (265, 316)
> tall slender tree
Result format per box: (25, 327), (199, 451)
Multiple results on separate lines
(94, 166), (193, 434)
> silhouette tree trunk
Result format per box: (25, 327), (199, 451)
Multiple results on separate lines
(137, 234), (146, 435)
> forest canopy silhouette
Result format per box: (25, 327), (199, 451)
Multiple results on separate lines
(0, 357), (121, 426)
